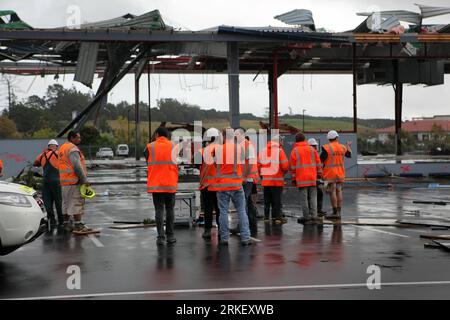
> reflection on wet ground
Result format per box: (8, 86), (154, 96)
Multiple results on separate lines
(1, 173), (450, 299)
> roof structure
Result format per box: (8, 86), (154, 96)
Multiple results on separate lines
(0, 6), (450, 156)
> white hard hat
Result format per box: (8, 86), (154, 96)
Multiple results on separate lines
(48, 139), (59, 146)
(327, 130), (339, 140)
(307, 138), (318, 146)
(205, 128), (220, 138)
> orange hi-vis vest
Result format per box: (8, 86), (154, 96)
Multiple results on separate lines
(58, 142), (86, 186)
(241, 139), (259, 183)
(198, 143), (218, 190)
(257, 141), (289, 187)
(0, 159), (3, 171)
(323, 141), (347, 183)
(290, 141), (321, 188)
(208, 141), (244, 192)
(35, 150), (60, 169)
(146, 137), (179, 193)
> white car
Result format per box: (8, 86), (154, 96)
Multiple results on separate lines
(0, 182), (47, 256)
(116, 144), (129, 157)
(96, 147), (114, 159)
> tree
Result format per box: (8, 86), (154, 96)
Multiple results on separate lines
(32, 128), (58, 139)
(0, 116), (20, 138)
(79, 126), (100, 146)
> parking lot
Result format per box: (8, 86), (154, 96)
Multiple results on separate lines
(1, 174), (450, 300)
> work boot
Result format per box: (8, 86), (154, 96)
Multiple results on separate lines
(167, 237), (177, 245)
(337, 207), (342, 216)
(229, 227), (239, 235)
(219, 240), (229, 246)
(241, 240), (252, 246)
(317, 210), (327, 217)
(156, 236), (165, 246)
(202, 229), (212, 240)
(72, 222), (93, 233)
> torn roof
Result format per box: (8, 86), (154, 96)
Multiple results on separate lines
(0, 7), (449, 81)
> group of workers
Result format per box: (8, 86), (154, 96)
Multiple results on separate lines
(0, 125), (351, 246)
(145, 126), (351, 246)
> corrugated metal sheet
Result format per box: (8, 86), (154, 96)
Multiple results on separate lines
(74, 42), (99, 88)
(417, 4), (450, 19)
(274, 9), (315, 27)
(357, 10), (422, 25)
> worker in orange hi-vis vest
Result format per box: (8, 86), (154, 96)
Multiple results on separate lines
(257, 133), (289, 225)
(208, 128), (251, 246)
(58, 131), (93, 233)
(144, 126), (179, 246)
(320, 130), (352, 220)
(34, 139), (63, 227)
(290, 132), (322, 225)
(0, 159), (3, 177)
(194, 128), (221, 241)
(235, 127), (259, 237)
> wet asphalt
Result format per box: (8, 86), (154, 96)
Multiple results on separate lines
(1, 170), (450, 300)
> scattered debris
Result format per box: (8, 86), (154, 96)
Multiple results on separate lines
(420, 234), (450, 240)
(424, 242), (442, 249)
(413, 200), (448, 206)
(323, 219), (399, 226)
(109, 224), (155, 230)
(432, 240), (450, 252)
(397, 219), (450, 228)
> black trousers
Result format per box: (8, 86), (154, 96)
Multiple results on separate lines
(243, 182), (258, 236)
(317, 186), (324, 211)
(263, 186), (282, 220)
(152, 193), (175, 238)
(201, 188), (220, 230)
(42, 180), (63, 224)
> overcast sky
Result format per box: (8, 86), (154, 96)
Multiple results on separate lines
(2, 0), (450, 120)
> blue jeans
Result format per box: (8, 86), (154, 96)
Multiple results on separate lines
(217, 187), (250, 242)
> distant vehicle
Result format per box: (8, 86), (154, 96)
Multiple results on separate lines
(0, 182), (47, 256)
(96, 148), (114, 159)
(116, 144), (129, 157)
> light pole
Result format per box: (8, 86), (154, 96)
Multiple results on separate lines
(302, 109), (306, 132)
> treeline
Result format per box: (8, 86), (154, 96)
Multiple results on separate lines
(279, 114), (395, 129)
(0, 84), (395, 139)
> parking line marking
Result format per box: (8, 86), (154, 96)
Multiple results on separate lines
(354, 226), (410, 238)
(88, 235), (104, 247)
(8, 280), (450, 300)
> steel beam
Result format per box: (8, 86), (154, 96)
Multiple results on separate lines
(227, 42), (240, 129)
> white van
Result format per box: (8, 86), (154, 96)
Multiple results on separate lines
(116, 144), (129, 157)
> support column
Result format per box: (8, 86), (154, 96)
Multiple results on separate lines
(394, 82), (403, 156)
(227, 42), (240, 129)
(352, 44), (358, 133)
(135, 58), (147, 161)
(273, 51), (279, 129)
(268, 70), (274, 128)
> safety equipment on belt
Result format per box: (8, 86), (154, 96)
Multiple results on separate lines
(48, 139), (59, 146)
(307, 138), (318, 146)
(327, 130), (339, 140)
(80, 184), (96, 199)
